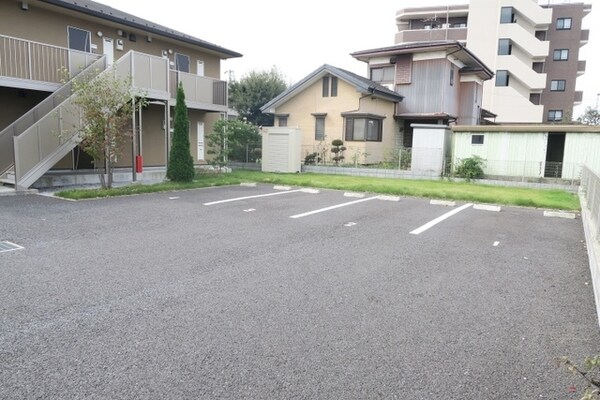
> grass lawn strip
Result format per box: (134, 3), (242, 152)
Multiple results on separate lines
(55, 170), (580, 211)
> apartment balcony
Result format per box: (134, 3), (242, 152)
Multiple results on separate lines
(0, 34), (228, 112)
(496, 56), (546, 90)
(503, 0), (552, 27)
(170, 70), (227, 112)
(497, 23), (549, 58)
(395, 27), (467, 44)
(0, 34), (100, 91)
(574, 91), (583, 105)
(581, 29), (590, 45)
(577, 60), (586, 76)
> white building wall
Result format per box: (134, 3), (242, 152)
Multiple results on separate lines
(466, 0), (551, 123)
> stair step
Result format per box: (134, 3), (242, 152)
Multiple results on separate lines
(0, 178), (16, 186)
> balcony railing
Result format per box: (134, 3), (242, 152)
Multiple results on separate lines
(395, 27), (467, 43)
(0, 34), (100, 84)
(169, 70), (227, 109)
(578, 60), (586, 75)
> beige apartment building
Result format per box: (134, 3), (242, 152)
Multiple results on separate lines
(395, 0), (591, 124)
(0, 0), (241, 190)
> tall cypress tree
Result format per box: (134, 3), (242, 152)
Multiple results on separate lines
(167, 82), (195, 182)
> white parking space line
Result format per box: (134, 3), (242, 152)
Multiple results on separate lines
(410, 203), (473, 235)
(290, 196), (379, 219)
(240, 182), (257, 187)
(430, 199), (456, 207)
(494, 241), (500, 247)
(203, 189), (305, 206)
(473, 204), (501, 212)
(274, 185), (292, 191)
(344, 192), (365, 198)
(543, 210), (576, 219)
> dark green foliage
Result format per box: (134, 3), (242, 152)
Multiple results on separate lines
(331, 139), (346, 165)
(454, 155), (486, 181)
(304, 152), (319, 165)
(207, 119), (261, 166)
(229, 68), (288, 126)
(167, 83), (195, 182)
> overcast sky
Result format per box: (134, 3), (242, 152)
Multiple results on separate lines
(94, 0), (599, 117)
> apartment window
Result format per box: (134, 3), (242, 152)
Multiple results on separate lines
(471, 135), (484, 145)
(556, 17), (572, 30)
(553, 49), (569, 61)
(550, 80), (566, 91)
(370, 66), (395, 83)
(322, 77), (329, 97)
(68, 26), (91, 52)
(345, 117), (382, 142)
(452, 22), (467, 28)
(498, 39), (512, 55)
(314, 114), (326, 140)
(500, 7), (515, 24)
(331, 76), (338, 97)
(175, 53), (190, 72)
(495, 70), (509, 87)
(277, 116), (288, 127)
(548, 110), (563, 121)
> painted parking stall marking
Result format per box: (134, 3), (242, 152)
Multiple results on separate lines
(203, 189), (307, 206)
(410, 203), (473, 235)
(290, 196), (379, 219)
(0, 241), (24, 253)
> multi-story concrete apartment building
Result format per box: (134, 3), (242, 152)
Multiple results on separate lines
(395, 0), (591, 124)
(0, 0), (241, 190)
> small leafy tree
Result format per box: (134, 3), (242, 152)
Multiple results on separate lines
(167, 83), (195, 182)
(70, 68), (145, 188)
(454, 155), (486, 181)
(207, 119), (261, 168)
(331, 139), (346, 165)
(578, 107), (600, 126)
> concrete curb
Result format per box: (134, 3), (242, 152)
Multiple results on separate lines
(579, 189), (600, 328)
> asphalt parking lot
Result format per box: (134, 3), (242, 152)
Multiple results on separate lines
(1, 184), (599, 399)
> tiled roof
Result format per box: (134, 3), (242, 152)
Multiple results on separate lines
(40, 0), (242, 58)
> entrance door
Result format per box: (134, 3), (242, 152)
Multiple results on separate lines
(197, 60), (205, 76)
(544, 133), (565, 178)
(197, 122), (205, 161)
(102, 37), (114, 66)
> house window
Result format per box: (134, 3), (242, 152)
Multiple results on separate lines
(331, 76), (338, 97)
(500, 7), (515, 24)
(68, 26), (91, 52)
(548, 110), (563, 121)
(370, 66), (395, 83)
(175, 53), (190, 72)
(553, 49), (569, 61)
(278, 116), (288, 127)
(345, 117), (382, 142)
(314, 115), (325, 140)
(450, 65), (455, 86)
(557, 17), (572, 30)
(495, 70), (509, 87)
(498, 39), (512, 55)
(550, 80), (566, 91)
(322, 77), (329, 97)
(471, 134), (484, 145)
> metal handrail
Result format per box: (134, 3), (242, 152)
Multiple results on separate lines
(0, 55), (107, 177)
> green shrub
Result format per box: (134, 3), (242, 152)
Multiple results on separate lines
(454, 155), (485, 181)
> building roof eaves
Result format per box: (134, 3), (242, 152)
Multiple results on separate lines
(39, 0), (242, 58)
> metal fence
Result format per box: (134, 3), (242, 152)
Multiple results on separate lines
(581, 165), (600, 240)
(229, 142), (262, 164)
(300, 145), (581, 182)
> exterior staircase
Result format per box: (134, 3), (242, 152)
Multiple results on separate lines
(0, 55), (107, 190)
